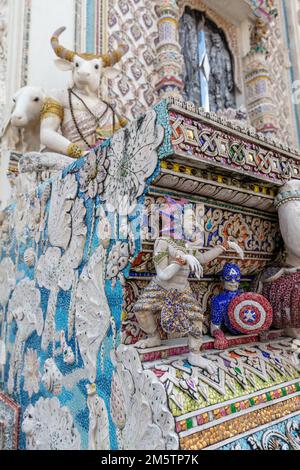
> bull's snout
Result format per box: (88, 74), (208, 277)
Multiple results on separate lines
(77, 70), (91, 79)
(11, 114), (28, 126)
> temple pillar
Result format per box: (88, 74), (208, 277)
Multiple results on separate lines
(155, 0), (184, 100)
(243, 16), (278, 135)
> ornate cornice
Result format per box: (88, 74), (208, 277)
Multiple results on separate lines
(167, 97), (300, 185)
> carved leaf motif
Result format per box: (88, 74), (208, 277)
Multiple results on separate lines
(111, 345), (179, 450)
(48, 174), (78, 250)
(37, 197), (87, 349)
(103, 109), (164, 214)
(75, 246), (111, 382)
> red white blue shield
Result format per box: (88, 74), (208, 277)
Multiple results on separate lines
(228, 293), (273, 335)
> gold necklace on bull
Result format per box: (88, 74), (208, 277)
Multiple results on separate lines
(68, 88), (116, 149)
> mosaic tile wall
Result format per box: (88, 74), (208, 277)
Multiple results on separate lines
(106, 0), (159, 120)
(0, 101), (172, 450)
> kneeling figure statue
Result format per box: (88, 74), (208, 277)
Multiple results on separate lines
(133, 198), (244, 372)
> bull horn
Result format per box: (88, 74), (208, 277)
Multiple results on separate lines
(101, 43), (128, 67)
(51, 26), (76, 62)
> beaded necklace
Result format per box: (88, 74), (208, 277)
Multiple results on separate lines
(68, 88), (115, 149)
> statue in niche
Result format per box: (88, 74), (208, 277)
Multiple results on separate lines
(179, 11), (201, 105)
(132, 197), (244, 371)
(179, 7), (236, 112)
(207, 32), (235, 112)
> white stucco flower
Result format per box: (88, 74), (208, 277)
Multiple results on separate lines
(23, 348), (41, 398)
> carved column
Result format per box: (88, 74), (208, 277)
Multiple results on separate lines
(243, 16), (278, 135)
(155, 0), (184, 99)
(0, 0), (8, 130)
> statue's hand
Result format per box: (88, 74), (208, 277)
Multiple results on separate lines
(227, 241), (244, 260)
(183, 254), (203, 280)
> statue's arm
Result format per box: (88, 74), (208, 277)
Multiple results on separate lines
(40, 96), (82, 158)
(196, 245), (225, 265)
(153, 239), (181, 282)
(195, 241), (244, 264)
(40, 115), (71, 156)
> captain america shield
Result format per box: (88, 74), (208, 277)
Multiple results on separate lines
(228, 293), (273, 335)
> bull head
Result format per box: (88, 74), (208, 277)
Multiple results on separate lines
(51, 27), (127, 93)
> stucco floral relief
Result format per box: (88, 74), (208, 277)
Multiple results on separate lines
(111, 345), (178, 450)
(7, 279), (43, 394)
(103, 109), (164, 215)
(75, 246), (111, 383)
(37, 192), (87, 351)
(22, 397), (81, 450)
(23, 348), (41, 398)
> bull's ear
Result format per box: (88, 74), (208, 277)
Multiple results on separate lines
(102, 67), (120, 80)
(54, 59), (74, 71)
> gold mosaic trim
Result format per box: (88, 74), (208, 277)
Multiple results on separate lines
(160, 160), (276, 198)
(180, 395), (300, 450)
(176, 381), (300, 435)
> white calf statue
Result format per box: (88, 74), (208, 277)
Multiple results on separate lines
(0, 86), (46, 209)
(1, 86), (46, 153)
(40, 26), (128, 159)
(0, 86), (74, 208)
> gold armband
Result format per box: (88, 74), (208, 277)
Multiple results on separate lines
(41, 97), (64, 122)
(67, 143), (84, 159)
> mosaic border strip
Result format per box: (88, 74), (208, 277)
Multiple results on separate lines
(0, 392), (21, 450)
(210, 410), (300, 450)
(139, 331), (284, 363)
(86, 0), (108, 55)
(148, 186), (278, 221)
(180, 395), (300, 450)
(176, 380), (300, 437)
(21, 0), (32, 87)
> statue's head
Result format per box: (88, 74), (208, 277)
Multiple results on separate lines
(160, 196), (199, 241)
(51, 27), (127, 93)
(10, 86), (45, 127)
(211, 33), (221, 48)
(221, 263), (241, 292)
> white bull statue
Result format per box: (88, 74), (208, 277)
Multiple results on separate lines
(40, 26), (128, 159)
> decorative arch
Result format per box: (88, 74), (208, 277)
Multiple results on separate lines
(177, 0), (243, 92)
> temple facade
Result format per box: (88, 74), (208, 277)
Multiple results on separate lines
(1, 1), (300, 141)
(0, 0), (300, 452)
